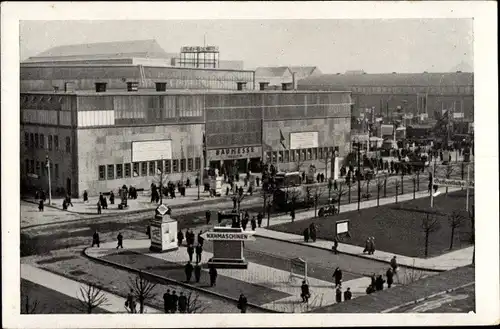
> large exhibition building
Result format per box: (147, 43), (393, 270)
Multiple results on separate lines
(20, 40), (352, 197)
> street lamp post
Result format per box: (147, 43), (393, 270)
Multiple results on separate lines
(45, 155), (52, 205)
(353, 138), (362, 211)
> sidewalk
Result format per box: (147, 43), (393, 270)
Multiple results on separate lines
(256, 186), (471, 272)
(85, 239), (382, 313)
(20, 263), (161, 314)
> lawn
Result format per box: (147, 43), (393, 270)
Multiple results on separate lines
(271, 190), (474, 258)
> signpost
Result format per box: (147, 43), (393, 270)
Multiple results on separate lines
(432, 162), (474, 211)
(201, 227), (255, 269)
(289, 257), (307, 282)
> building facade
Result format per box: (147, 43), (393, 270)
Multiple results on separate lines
(297, 72), (474, 122)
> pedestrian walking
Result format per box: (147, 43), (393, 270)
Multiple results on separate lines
(109, 191), (115, 205)
(257, 212), (263, 228)
(375, 275), (385, 291)
(334, 180), (338, 191)
(363, 237), (370, 253)
(237, 294), (248, 313)
(371, 273), (376, 287)
(290, 208), (295, 221)
(209, 265), (218, 287)
(126, 289), (136, 313)
(171, 291), (178, 313)
(303, 227), (310, 242)
(256, 176), (260, 187)
(92, 230), (100, 247)
(38, 199), (44, 212)
(333, 267), (343, 288)
(97, 201), (102, 214)
(309, 223), (317, 242)
(390, 256), (398, 273)
(386, 268), (394, 288)
(198, 231), (204, 247)
(163, 289), (171, 313)
(335, 286), (342, 303)
(205, 210), (211, 224)
(184, 261), (194, 283)
(102, 196), (108, 210)
(195, 244), (203, 264)
(369, 237), (376, 255)
(194, 263), (202, 283)
(177, 229), (184, 246)
(301, 280), (310, 303)
(187, 245), (194, 262)
(83, 190), (88, 203)
(178, 292), (187, 313)
(242, 217), (248, 231)
(343, 287), (352, 301)
(251, 216), (257, 231)
(116, 232), (123, 249)
(332, 237), (339, 254)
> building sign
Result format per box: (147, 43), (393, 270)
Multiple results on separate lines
(200, 231), (256, 241)
(290, 132), (319, 150)
(434, 178), (474, 188)
(132, 140), (172, 162)
(207, 146), (262, 160)
(181, 46), (219, 53)
(453, 112), (465, 119)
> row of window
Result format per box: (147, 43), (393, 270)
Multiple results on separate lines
(24, 132), (71, 152)
(265, 147), (339, 164)
(98, 158), (202, 180)
(25, 159), (59, 180)
(351, 86), (473, 95)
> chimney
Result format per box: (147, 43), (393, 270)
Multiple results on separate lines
(95, 82), (107, 93)
(155, 82), (167, 92)
(127, 82), (139, 92)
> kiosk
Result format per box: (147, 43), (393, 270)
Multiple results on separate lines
(149, 204), (178, 252)
(200, 227), (255, 269)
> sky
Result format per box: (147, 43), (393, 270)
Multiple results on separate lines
(19, 19), (473, 74)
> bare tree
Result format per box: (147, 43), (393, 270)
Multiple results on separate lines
(399, 261), (427, 285)
(412, 175), (417, 199)
(185, 291), (208, 313)
(448, 210), (465, 250)
(21, 291), (40, 314)
(421, 213), (441, 258)
(286, 186), (302, 222)
(444, 164), (456, 194)
(347, 180), (352, 203)
(75, 283), (108, 314)
(312, 186), (324, 217)
(394, 179), (400, 203)
(294, 154), (306, 172)
(335, 182), (348, 214)
(376, 178), (385, 207)
(128, 272), (157, 314)
(261, 187), (274, 227)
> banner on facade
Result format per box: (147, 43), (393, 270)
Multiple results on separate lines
(290, 131), (319, 149)
(207, 146), (262, 161)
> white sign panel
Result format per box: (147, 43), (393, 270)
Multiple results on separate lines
(434, 178), (474, 188)
(200, 231), (256, 241)
(453, 112), (465, 119)
(132, 140), (172, 162)
(290, 132), (319, 150)
(336, 220), (349, 234)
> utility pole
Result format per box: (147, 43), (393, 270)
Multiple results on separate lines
(45, 155), (52, 205)
(466, 162), (471, 211)
(357, 140), (361, 211)
(159, 156), (164, 204)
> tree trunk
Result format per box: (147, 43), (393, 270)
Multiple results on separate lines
(267, 208), (270, 228)
(416, 172), (420, 191)
(140, 300), (144, 314)
(348, 186), (351, 203)
(395, 186), (398, 203)
(425, 231), (429, 257)
(384, 180), (387, 197)
(449, 226), (455, 250)
(314, 203), (317, 218)
(401, 176), (404, 194)
(413, 181), (416, 199)
(377, 186), (380, 207)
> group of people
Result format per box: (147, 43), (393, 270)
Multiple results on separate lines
(303, 223), (318, 243)
(366, 256), (398, 294)
(162, 290), (188, 313)
(363, 237), (376, 255)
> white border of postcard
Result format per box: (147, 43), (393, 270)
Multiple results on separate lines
(2, 1), (498, 327)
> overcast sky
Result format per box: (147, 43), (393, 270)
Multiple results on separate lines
(19, 19), (473, 73)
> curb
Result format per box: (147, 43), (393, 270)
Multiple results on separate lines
(380, 281), (475, 313)
(83, 247), (280, 314)
(254, 233), (446, 273)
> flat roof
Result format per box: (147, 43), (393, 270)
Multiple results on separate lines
(23, 89), (352, 96)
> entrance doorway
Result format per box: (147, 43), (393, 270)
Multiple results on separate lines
(66, 178), (71, 196)
(248, 157), (262, 172)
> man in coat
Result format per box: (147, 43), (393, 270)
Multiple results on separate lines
(194, 263), (202, 283)
(178, 292), (188, 313)
(195, 244), (203, 264)
(333, 267), (343, 288)
(205, 210), (211, 225)
(163, 289), (171, 313)
(209, 266), (218, 287)
(386, 268), (394, 288)
(237, 294), (248, 313)
(170, 291), (178, 313)
(184, 261), (194, 283)
(197, 231), (204, 247)
(343, 287), (352, 301)
(177, 229), (184, 246)
(257, 212), (263, 228)
(92, 230), (100, 247)
(187, 245), (194, 263)
(116, 232), (123, 249)
(301, 280), (310, 303)
(335, 286), (342, 303)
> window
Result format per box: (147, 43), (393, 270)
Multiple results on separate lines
(312, 148), (317, 160)
(124, 163), (131, 178)
(25, 159), (29, 174)
(65, 137), (71, 153)
(24, 132), (29, 147)
(284, 150), (290, 162)
(133, 163), (139, 177)
(141, 162), (147, 176)
(187, 158), (193, 171)
(34, 133), (39, 148)
(54, 135), (59, 150)
(30, 160), (34, 174)
(165, 160), (171, 173)
(307, 148), (312, 160)
(278, 151), (283, 163)
(48, 135), (53, 150)
(301, 149), (307, 161)
(107, 164), (114, 180)
(36, 161), (41, 176)
(116, 164), (123, 179)
(98, 165), (106, 180)
(40, 134), (44, 149)
(149, 161), (156, 176)
(324, 147), (329, 158)
(173, 159), (179, 172)
(272, 151), (277, 163)
(180, 159), (186, 172)
(290, 149), (296, 162)
(195, 157), (201, 170)
(157, 160), (163, 173)
(318, 147), (323, 159)
(54, 163), (59, 180)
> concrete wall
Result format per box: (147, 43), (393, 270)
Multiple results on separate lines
(77, 124), (204, 196)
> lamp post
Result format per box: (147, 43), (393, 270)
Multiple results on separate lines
(352, 138), (362, 211)
(45, 155), (52, 205)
